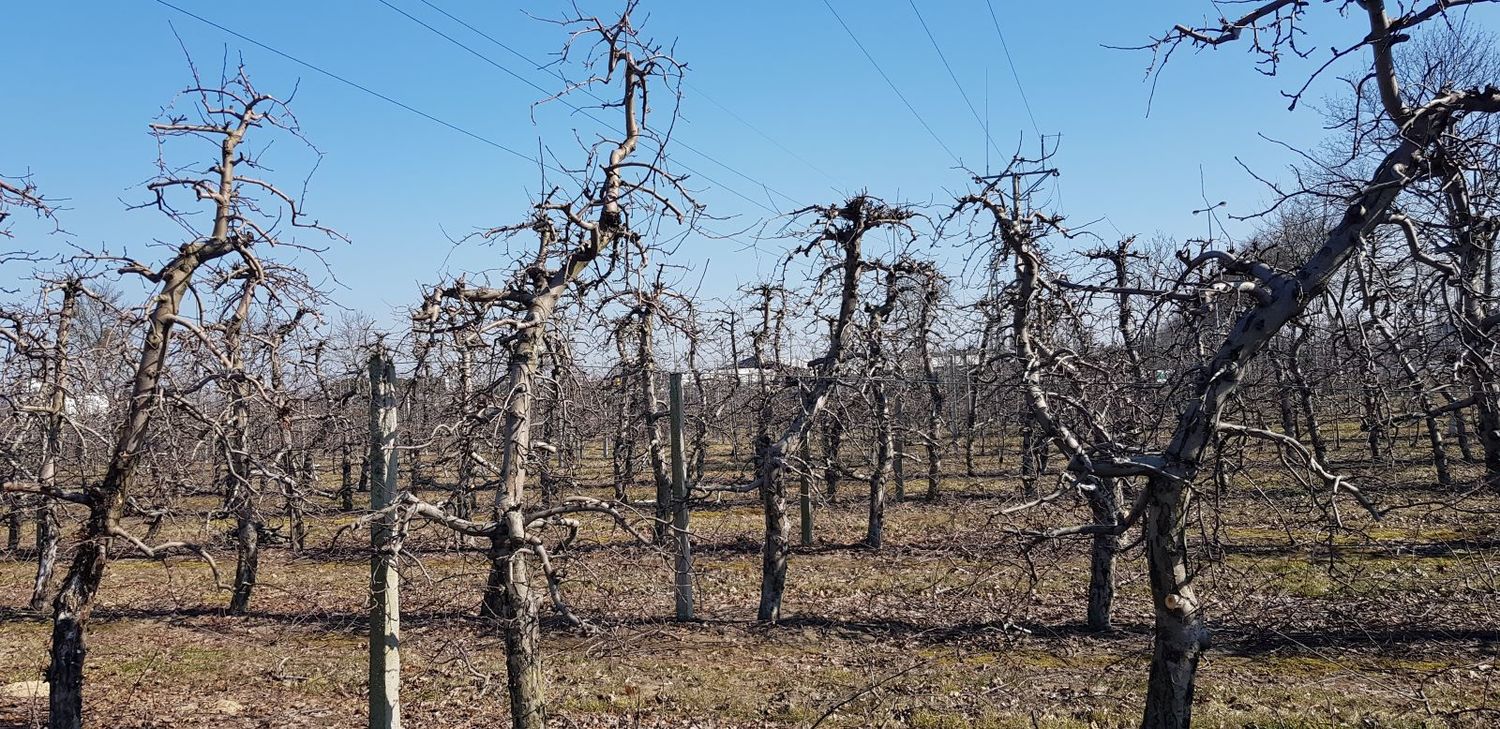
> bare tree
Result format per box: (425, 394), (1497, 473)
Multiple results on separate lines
(404, 7), (696, 726)
(753, 196), (916, 621)
(1, 172), (60, 255)
(959, 3), (1500, 725)
(912, 265), (949, 502)
(28, 279), (81, 611)
(32, 66), (340, 728)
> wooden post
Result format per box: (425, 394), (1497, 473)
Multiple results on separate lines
(368, 350), (401, 729)
(669, 373), (694, 621)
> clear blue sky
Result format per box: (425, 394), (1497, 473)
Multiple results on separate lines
(6, 1), (1492, 320)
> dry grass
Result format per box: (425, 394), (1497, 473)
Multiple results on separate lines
(1, 449), (1497, 727)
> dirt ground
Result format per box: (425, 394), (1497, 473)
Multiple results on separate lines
(1, 454), (1497, 728)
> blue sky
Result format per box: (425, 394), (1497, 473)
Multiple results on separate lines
(6, 1), (1492, 322)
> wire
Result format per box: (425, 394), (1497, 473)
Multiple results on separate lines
(392, 0), (794, 214)
(905, 0), (1001, 161)
(982, 1), (1064, 214)
(154, 0), (767, 253)
(685, 84), (845, 192)
(150, 0), (554, 172)
(820, 0), (963, 167)
(411, 0), (842, 194)
(983, 0), (1043, 141)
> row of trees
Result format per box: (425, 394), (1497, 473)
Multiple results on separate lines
(4, 2), (1499, 728)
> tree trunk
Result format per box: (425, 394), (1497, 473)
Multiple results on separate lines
(1272, 352), (1301, 439)
(1363, 383), (1386, 461)
(47, 523), (111, 729)
(865, 380), (891, 549)
(454, 343), (477, 518)
(1469, 373), (1500, 484)
(1084, 478), (1122, 632)
(1454, 411), (1477, 462)
(1141, 474), (1207, 729)
(963, 370), (979, 476)
(1020, 416), (1040, 499)
(753, 197), (891, 622)
(31, 281), (76, 612)
(48, 234), (230, 727)
(1434, 153), (1500, 484)
(485, 538), (545, 729)
(917, 278), (945, 503)
(484, 292), (555, 727)
(612, 395), (636, 502)
(282, 450), (306, 552)
(229, 512), (259, 615)
(226, 366), (258, 615)
(798, 436), (814, 547)
(634, 310), (673, 543)
(1424, 409), (1453, 487)
(1372, 315), (1452, 487)
(892, 417), (906, 503)
(1286, 331), (1329, 463)
(340, 444), (356, 512)
(925, 428), (942, 501)
(821, 418), (842, 500)
(29, 499), (59, 611)
(5, 499), (20, 553)
(757, 448), (790, 622)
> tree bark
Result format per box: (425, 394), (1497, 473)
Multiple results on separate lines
(634, 306), (672, 543)
(756, 198), (901, 621)
(1140, 474), (1206, 729)
(5, 499), (20, 553)
(29, 500), (59, 611)
(1084, 478), (1122, 632)
(481, 325), (548, 729)
(1285, 327), (1329, 463)
(225, 281), (261, 616)
(1434, 153), (1500, 484)
(30, 281), (77, 611)
(48, 227), (236, 729)
(490, 535), (545, 729)
(918, 280), (946, 501)
(798, 436), (814, 547)
(821, 417), (842, 500)
(865, 378), (891, 549)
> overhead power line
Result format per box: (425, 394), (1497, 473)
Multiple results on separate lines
(156, 0), (785, 221)
(983, 0), (1043, 141)
(982, 1), (1064, 210)
(413, 0), (843, 194)
(686, 87), (845, 192)
(151, 0), (554, 172)
(152, 0), (765, 250)
(819, 0), (964, 168)
(388, 0), (794, 214)
(905, 0), (1001, 161)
